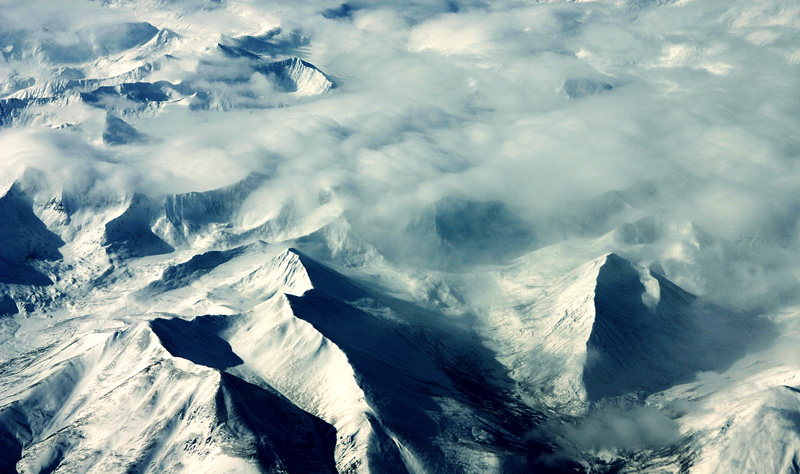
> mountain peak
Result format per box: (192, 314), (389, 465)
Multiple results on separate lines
(276, 247), (368, 302)
(236, 247), (315, 299)
(490, 251), (768, 406)
(587, 253), (761, 399)
(258, 57), (335, 95)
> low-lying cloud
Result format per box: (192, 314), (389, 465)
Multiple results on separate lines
(1, 0), (800, 312)
(562, 405), (681, 452)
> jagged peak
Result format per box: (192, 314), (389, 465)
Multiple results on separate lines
(231, 247), (369, 305)
(596, 253), (648, 294)
(232, 248), (314, 300)
(278, 56), (315, 69)
(286, 247), (369, 301)
(258, 57), (335, 95)
(578, 252), (633, 270)
(558, 252), (665, 309)
(582, 252), (759, 399)
(492, 250), (756, 406)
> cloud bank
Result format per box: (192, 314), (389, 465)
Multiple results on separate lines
(1, 0), (800, 313)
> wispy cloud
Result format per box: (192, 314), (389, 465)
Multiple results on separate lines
(1, 0), (800, 312)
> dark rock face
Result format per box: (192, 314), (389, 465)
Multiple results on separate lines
(583, 254), (771, 400)
(103, 193), (173, 258)
(102, 114), (149, 145)
(0, 184), (64, 285)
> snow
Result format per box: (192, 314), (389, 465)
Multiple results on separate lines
(0, 164), (795, 472)
(257, 57), (335, 96)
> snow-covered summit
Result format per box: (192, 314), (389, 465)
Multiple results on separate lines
(258, 57), (336, 96)
(487, 252), (771, 410)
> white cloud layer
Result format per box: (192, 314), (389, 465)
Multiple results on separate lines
(1, 0), (800, 313)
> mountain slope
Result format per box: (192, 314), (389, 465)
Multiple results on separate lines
(0, 164), (791, 473)
(0, 321), (337, 474)
(486, 252), (770, 410)
(205, 248), (560, 473)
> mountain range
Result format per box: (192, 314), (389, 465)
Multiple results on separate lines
(1, 0), (799, 472)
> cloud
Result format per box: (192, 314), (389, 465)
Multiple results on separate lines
(1, 0), (800, 313)
(562, 405), (681, 453)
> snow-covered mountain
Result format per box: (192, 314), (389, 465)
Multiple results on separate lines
(1, 0), (800, 473)
(0, 171), (795, 473)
